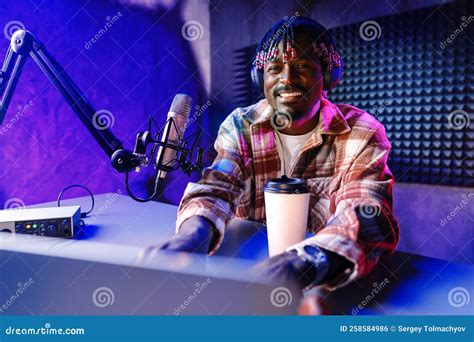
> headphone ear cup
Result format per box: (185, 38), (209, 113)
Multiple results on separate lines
(323, 62), (343, 91)
(323, 69), (332, 91)
(250, 65), (264, 97)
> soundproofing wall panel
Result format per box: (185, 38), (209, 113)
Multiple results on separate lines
(329, 0), (473, 187)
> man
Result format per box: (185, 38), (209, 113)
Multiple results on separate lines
(161, 17), (399, 292)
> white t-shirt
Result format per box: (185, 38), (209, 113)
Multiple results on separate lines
(275, 128), (315, 176)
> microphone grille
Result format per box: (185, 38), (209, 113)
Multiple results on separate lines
(170, 94), (193, 117)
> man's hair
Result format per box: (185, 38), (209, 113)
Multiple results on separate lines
(253, 16), (342, 73)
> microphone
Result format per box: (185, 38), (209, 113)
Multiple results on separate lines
(155, 94), (192, 179)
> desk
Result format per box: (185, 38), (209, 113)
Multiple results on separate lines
(0, 193), (472, 315)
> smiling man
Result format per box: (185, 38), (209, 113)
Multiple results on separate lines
(262, 33), (324, 136)
(161, 17), (399, 292)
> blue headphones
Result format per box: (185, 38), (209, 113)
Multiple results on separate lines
(250, 34), (343, 95)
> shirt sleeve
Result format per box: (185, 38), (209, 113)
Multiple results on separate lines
(175, 112), (248, 254)
(302, 122), (400, 291)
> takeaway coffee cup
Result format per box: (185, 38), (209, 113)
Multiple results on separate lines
(264, 176), (310, 257)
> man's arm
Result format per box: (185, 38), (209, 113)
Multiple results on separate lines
(169, 113), (248, 254)
(297, 121), (399, 290)
(255, 121), (399, 291)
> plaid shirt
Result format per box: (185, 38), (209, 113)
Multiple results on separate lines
(176, 97), (399, 290)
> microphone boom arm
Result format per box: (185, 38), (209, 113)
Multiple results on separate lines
(0, 29), (204, 202)
(0, 30), (126, 162)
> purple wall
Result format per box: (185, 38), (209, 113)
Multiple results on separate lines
(0, 0), (212, 207)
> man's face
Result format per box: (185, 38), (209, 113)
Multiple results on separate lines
(263, 33), (324, 120)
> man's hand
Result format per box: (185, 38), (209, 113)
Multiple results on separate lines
(159, 216), (216, 254)
(251, 251), (319, 290)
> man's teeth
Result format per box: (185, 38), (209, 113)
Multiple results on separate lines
(279, 92), (302, 97)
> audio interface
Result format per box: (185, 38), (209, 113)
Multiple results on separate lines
(0, 206), (81, 238)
